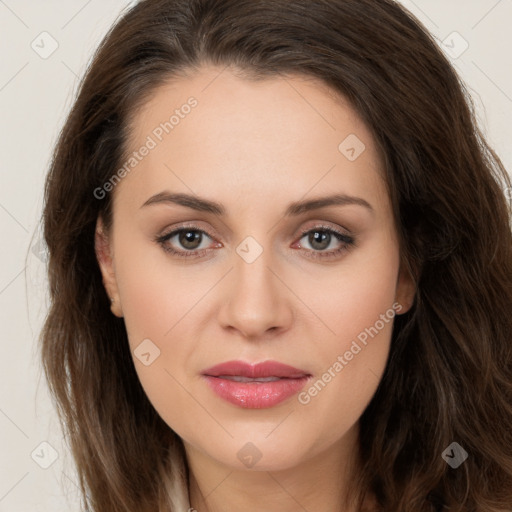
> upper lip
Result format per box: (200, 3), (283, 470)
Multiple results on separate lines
(202, 360), (310, 379)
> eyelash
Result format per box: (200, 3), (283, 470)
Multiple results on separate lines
(154, 223), (356, 261)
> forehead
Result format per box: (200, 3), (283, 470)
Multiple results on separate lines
(115, 65), (388, 215)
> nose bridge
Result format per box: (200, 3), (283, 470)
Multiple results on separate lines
(218, 232), (292, 337)
(236, 235), (275, 295)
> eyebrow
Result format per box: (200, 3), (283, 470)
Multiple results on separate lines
(140, 191), (374, 216)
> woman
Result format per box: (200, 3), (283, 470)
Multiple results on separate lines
(39, 0), (512, 511)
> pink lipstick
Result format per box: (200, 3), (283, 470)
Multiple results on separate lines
(201, 360), (311, 409)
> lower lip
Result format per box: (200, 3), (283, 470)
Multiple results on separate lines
(202, 375), (311, 409)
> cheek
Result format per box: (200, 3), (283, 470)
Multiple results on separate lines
(293, 242), (400, 447)
(297, 231), (400, 353)
(113, 228), (206, 342)
(110, 231), (216, 422)
(112, 245), (202, 435)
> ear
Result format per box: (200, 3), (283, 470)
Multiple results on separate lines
(394, 260), (416, 315)
(95, 216), (124, 318)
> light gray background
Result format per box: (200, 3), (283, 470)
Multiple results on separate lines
(1, 1), (511, 510)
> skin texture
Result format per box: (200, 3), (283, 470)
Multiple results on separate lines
(95, 65), (415, 512)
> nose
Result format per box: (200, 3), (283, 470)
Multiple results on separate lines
(217, 244), (294, 340)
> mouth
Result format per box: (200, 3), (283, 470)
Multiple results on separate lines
(217, 375), (284, 382)
(201, 360), (312, 409)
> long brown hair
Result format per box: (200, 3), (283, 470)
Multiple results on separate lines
(39, 0), (512, 510)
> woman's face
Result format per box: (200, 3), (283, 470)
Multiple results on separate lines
(96, 65), (414, 473)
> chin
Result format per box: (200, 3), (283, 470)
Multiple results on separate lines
(206, 434), (317, 472)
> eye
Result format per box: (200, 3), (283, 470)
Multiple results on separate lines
(155, 225), (220, 259)
(155, 223), (356, 260)
(294, 225), (355, 260)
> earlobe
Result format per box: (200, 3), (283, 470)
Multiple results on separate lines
(395, 262), (417, 315)
(94, 217), (124, 317)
